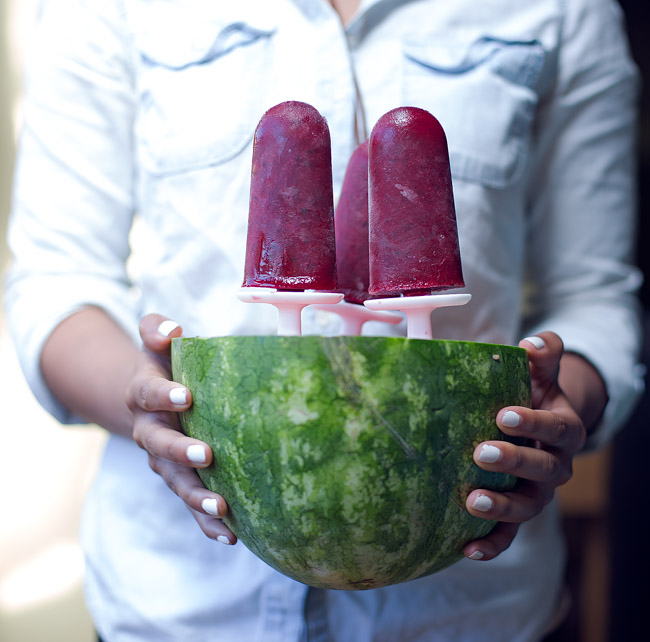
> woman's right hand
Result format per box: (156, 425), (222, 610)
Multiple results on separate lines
(126, 314), (236, 545)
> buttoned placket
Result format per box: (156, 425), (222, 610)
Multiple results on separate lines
(256, 10), (374, 636)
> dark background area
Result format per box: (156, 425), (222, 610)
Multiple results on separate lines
(607, 1), (648, 640)
(542, 3), (650, 641)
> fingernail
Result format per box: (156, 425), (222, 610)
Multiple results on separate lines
(472, 494), (494, 512)
(158, 320), (180, 337)
(169, 387), (187, 405)
(202, 498), (221, 516)
(217, 535), (232, 546)
(187, 444), (206, 464)
(478, 444), (502, 463)
(468, 550), (484, 560)
(523, 336), (545, 350)
(501, 410), (521, 427)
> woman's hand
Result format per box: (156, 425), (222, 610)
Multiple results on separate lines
(463, 331), (596, 561)
(126, 314), (236, 545)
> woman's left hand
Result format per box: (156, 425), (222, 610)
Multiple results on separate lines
(463, 331), (590, 561)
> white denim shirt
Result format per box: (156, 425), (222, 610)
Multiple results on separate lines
(5, 0), (643, 640)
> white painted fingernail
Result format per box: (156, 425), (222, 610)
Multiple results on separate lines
(468, 550), (484, 560)
(472, 494), (494, 512)
(217, 535), (232, 545)
(187, 444), (206, 464)
(501, 410), (521, 427)
(202, 498), (220, 516)
(523, 336), (545, 350)
(478, 444), (502, 463)
(158, 320), (180, 337)
(169, 387), (187, 405)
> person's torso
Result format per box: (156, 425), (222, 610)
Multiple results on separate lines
(125, 0), (562, 344)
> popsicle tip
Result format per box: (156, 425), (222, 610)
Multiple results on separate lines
(258, 100), (330, 134)
(378, 105), (442, 125)
(371, 106), (447, 147)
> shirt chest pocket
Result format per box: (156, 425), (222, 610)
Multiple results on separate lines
(402, 37), (546, 189)
(133, 18), (277, 176)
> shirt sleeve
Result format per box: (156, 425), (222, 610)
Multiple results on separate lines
(522, 0), (644, 450)
(3, 0), (140, 424)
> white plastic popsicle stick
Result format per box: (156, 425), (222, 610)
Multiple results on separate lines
(364, 293), (471, 340)
(311, 301), (403, 336)
(238, 288), (344, 336)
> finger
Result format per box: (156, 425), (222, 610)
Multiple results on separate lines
(139, 314), (183, 355)
(465, 481), (552, 524)
(495, 406), (584, 454)
(519, 332), (563, 400)
(473, 441), (571, 485)
(129, 372), (192, 413)
(464, 522), (520, 561)
(133, 413), (212, 467)
(520, 331), (563, 364)
(149, 456), (237, 545)
(189, 507), (237, 545)
(149, 454), (227, 515)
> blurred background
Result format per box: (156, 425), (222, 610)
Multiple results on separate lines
(0, 2), (105, 640)
(0, 2), (647, 641)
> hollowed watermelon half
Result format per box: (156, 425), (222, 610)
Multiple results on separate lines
(171, 335), (530, 590)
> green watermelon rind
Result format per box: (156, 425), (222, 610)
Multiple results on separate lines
(171, 335), (531, 590)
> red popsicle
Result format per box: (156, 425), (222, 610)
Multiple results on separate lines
(243, 101), (337, 291)
(335, 140), (371, 304)
(368, 107), (464, 296)
(312, 139), (402, 334)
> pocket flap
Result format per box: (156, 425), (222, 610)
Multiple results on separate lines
(402, 37), (546, 188)
(404, 36), (545, 84)
(129, 3), (277, 175)
(128, 1), (277, 69)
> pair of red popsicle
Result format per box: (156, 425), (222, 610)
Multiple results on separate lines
(240, 101), (470, 337)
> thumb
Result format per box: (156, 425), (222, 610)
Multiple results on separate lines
(519, 331), (564, 406)
(140, 314), (183, 356)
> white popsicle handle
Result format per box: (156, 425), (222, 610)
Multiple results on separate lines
(310, 301), (403, 336)
(238, 289), (344, 336)
(364, 293), (471, 340)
